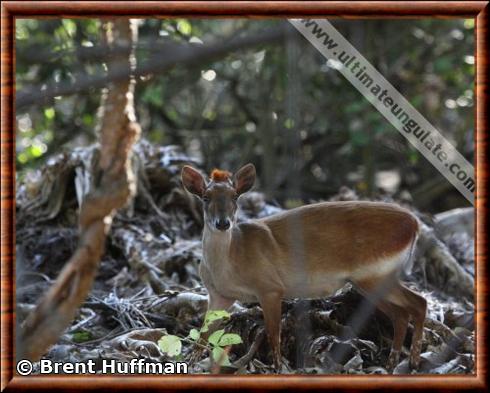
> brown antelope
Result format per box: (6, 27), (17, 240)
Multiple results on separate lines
(181, 163), (426, 372)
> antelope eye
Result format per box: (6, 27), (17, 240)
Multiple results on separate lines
(202, 195), (210, 203)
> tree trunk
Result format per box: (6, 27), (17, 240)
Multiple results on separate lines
(18, 18), (141, 362)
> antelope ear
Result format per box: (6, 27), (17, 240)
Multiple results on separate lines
(181, 166), (206, 197)
(234, 163), (256, 195)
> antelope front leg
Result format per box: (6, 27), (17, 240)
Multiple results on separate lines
(259, 291), (283, 371)
(189, 289), (235, 366)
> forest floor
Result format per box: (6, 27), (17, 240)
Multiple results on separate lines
(16, 140), (475, 375)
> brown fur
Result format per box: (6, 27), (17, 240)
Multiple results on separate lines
(210, 169), (232, 183)
(261, 201), (418, 271)
(182, 164), (425, 372)
(202, 201), (418, 302)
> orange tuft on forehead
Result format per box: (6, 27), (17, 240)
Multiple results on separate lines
(210, 169), (232, 183)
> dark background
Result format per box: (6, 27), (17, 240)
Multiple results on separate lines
(15, 18), (475, 212)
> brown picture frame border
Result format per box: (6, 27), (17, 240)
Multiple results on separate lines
(1, 1), (488, 391)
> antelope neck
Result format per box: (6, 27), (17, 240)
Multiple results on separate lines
(202, 224), (233, 269)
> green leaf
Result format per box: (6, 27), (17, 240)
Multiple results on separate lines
(464, 19), (474, 29)
(82, 114), (93, 126)
(212, 347), (231, 366)
(71, 330), (92, 343)
(188, 328), (200, 341)
(18, 152), (28, 164)
(218, 333), (243, 346)
(158, 334), (182, 357)
(44, 107), (55, 120)
(29, 144), (44, 158)
(208, 329), (225, 346)
(177, 19), (192, 35)
(284, 118), (295, 129)
(62, 19), (77, 36)
(202, 310), (230, 332)
(205, 310), (230, 322)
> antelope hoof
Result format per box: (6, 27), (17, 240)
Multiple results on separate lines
(386, 350), (400, 372)
(272, 355), (292, 373)
(271, 350), (285, 373)
(409, 353), (421, 370)
(273, 357), (281, 373)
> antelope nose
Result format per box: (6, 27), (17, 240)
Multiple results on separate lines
(215, 219), (230, 231)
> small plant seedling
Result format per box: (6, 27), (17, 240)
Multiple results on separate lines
(158, 309), (243, 367)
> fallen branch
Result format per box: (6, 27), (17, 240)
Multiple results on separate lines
(416, 222), (474, 300)
(235, 329), (266, 370)
(434, 207), (474, 238)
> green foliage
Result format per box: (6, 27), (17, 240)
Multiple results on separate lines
(16, 18), (475, 208)
(202, 310), (230, 333)
(212, 347), (232, 366)
(16, 19), (101, 169)
(71, 330), (93, 343)
(141, 84), (164, 107)
(158, 309), (242, 368)
(201, 310), (242, 366)
(218, 333), (243, 346)
(207, 329), (225, 346)
(158, 334), (182, 357)
(284, 118), (295, 129)
(188, 328), (200, 341)
(176, 19), (192, 35)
